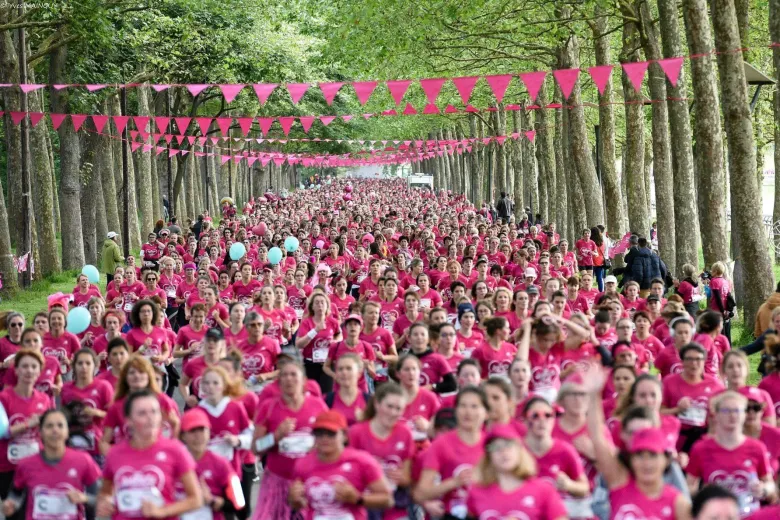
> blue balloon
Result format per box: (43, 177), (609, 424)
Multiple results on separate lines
(0, 403), (8, 440)
(284, 236), (299, 253)
(82, 264), (100, 284)
(66, 307), (90, 335)
(229, 242), (246, 261)
(268, 247), (283, 265)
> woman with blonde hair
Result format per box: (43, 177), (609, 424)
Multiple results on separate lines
(721, 350), (775, 426)
(467, 424), (567, 520)
(708, 261), (733, 340)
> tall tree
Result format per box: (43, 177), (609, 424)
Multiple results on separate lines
(136, 86), (154, 235)
(712, 0), (775, 326)
(772, 0), (780, 262)
(536, 84), (557, 227)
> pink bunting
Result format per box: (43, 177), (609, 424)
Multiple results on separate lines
(386, 80), (412, 105)
(588, 65), (614, 95)
(451, 76), (479, 105)
(53, 85), (68, 91)
(131, 142), (142, 152)
(173, 117), (191, 134)
(341, 115), (353, 122)
(485, 75), (513, 103)
(621, 61), (649, 92)
(257, 117), (274, 135)
(299, 116), (315, 133)
(221, 155), (231, 165)
(319, 82), (344, 105)
(253, 84), (278, 104)
(92, 115), (109, 133)
(287, 83), (310, 104)
(519, 72), (547, 102)
(85, 84), (107, 92)
(132, 116), (150, 132)
(445, 104), (459, 114)
(9, 112), (25, 125)
(657, 57), (684, 87)
(422, 103), (440, 114)
(465, 105), (479, 113)
(219, 84), (244, 103)
(273, 157), (286, 166)
(216, 117), (232, 136)
(29, 113), (44, 128)
(112, 115), (129, 134)
(196, 117), (213, 136)
(154, 116), (170, 133)
(19, 84), (44, 94)
(237, 117), (254, 136)
(352, 81), (377, 105)
(71, 114), (87, 132)
(362, 113), (373, 120)
(186, 84), (209, 96)
(278, 116), (295, 135)
(319, 115), (336, 126)
(553, 69), (580, 99)
(419, 78), (446, 104)
(524, 130), (536, 142)
(151, 85), (170, 92)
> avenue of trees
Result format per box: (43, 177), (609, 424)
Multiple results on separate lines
(0, 0), (779, 327)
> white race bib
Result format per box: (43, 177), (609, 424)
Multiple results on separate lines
(207, 439), (235, 461)
(314, 513), (355, 520)
(33, 489), (77, 520)
(419, 298), (431, 309)
(313, 347), (329, 363)
(182, 505), (214, 520)
(278, 433), (315, 457)
(8, 439), (39, 463)
(124, 302), (134, 312)
(679, 406), (707, 427)
(166, 288), (176, 298)
(564, 496), (594, 519)
(295, 309), (304, 319)
(116, 487), (164, 514)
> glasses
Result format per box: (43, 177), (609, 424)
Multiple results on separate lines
(440, 332), (456, 338)
(717, 407), (742, 415)
(247, 323), (263, 328)
(746, 404), (764, 413)
(683, 357), (705, 363)
(527, 411), (555, 421)
(9, 322), (24, 328)
(147, 278), (157, 282)
(313, 429), (337, 438)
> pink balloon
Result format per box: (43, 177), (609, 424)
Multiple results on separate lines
(253, 222), (267, 236)
(362, 233), (375, 244)
(343, 193), (352, 201)
(315, 240), (325, 249)
(344, 185), (353, 193)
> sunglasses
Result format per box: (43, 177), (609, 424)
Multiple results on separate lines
(9, 322), (24, 328)
(527, 411), (555, 421)
(313, 429), (337, 437)
(746, 404), (764, 413)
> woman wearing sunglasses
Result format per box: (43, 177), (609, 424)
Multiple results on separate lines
(744, 396), (780, 475)
(0, 313), (25, 378)
(721, 350), (776, 426)
(288, 410), (391, 520)
(467, 424), (567, 520)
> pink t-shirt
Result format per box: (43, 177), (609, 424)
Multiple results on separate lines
(758, 373), (780, 417)
(688, 436), (773, 501)
(709, 276), (730, 311)
(423, 429), (486, 516)
(174, 450), (235, 520)
(77, 324), (105, 350)
(528, 347), (563, 403)
(373, 298), (403, 331)
(198, 399), (251, 473)
(42, 331), (80, 370)
(291, 447), (384, 520)
(416, 351), (453, 387)
(4, 355), (61, 397)
(661, 373), (725, 430)
(0, 388), (54, 472)
(527, 438), (587, 507)
(608, 479), (680, 520)
(174, 325), (206, 369)
(735, 386), (777, 423)
(558, 341), (599, 374)
(575, 239), (597, 267)
(232, 279), (261, 305)
(455, 329), (485, 358)
(182, 357), (217, 399)
(328, 391), (367, 426)
(13, 447), (101, 520)
(237, 336), (281, 384)
(254, 395), (328, 479)
(125, 327), (169, 370)
(252, 307), (287, 342)
(298, 317), (341, 362)
(256, 379), (323, 408)
(416, 289), (443, 311)
(654, 346), (683, 379)
(358, 277), (380, 301)
(103, 394), (179, 444)
(60, 379), (115, 454)
(102, 437), (196, 520)
(403, 388), (441, 441)
(158, 273), (182, 306)
(204, 302), (229, 329)
(223, 326), (248, 350)
(71, 286), (102, 308)
(360, 327), (395, 382)
(633, 334), (665, 362)
(467, 478), (567, 520)
(471, 342), (518, 379)
(329, 293), (356, 322)
(327, 340), (376, 393)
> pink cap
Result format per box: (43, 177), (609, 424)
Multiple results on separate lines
(181, 408), (211, 432)
(613, 344), (633, 357)
(343, 314), (363, 326)
(484, 424), (522, 448)
(629, 428), (667, 454)
(184, 262), (197, 270)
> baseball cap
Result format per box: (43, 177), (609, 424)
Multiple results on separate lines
(312, 411), (348, 433)
(605, 275), (618, 284)
(613, 343), (633, 357)
(629, 428), (667, 454)
(524, 268), (537, 278)
(205, 328), (224, 341)
(107, 231), (118, 239)
(526, 286), (539, 295)
(343, 314), (363, 326)
(159, 229), (170, 236)
(646, 294), (660, 303)
(484, 424), (522, 448)
(181, 408), (211, 432)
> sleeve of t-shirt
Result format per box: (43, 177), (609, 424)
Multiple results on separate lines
(298, 320), (313, 337)
(327, 344), (340, 362)
(755, 443), (772, 479)
(173, 441), (197, 477)
(686, 443), (703, 478)
(392, 319), (405, 337)
(431, 292), (443, 307)
(422, 440), (443, 473)
(359, 452), (385, 487)
(363, 343), (376, 362)
(543, 481), (569, 519)
(437, 357), (453, 378)
(82, 452), (103, 486)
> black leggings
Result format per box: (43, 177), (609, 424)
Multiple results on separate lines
(304, 361), (333, 394)
(0, 471), (24, 520)
(236, 463), (256, 520)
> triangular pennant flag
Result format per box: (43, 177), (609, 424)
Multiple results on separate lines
(299, 116), (315, 133)
(196, 117), (213, 136)
(19, 84), (44, 94)
(221, 155), (231, 165)
(287, 83), (310, 104)
(422, 103), (440, 114)
(85, 84), (107, 92)
(132, 116), (150, 132)
(496, 136), (507, 145)
(186, 84), (209, 96)
(273, 156), (286, 166)
(588, 65), (614, 95)
(71, 114), (88, 132)
(553, 68), (580, 99)
(381, 109), (397, 116)
(186, 136), (195, 145)
(247, 156), (258, 166)
(386, 80), (412, 105)
(253, 83), (278, 104)
(92, 115), (109, 133)
(173, 117), (191, 134)
(319, 82), (344, 105)
(519, 71), (547, 102)
(257, 117), (274, 135)
(151, 84), (170, 92)
(318, 116), (335, 126)
(216, 117), (232, 136)
(657, 57), (684, 87)
(131, 142), (142, 152)
(451, 76), (479, 105)
(621, 61), (649, 92)
(465, 105), (479, 113)
(154, 116), (170, 133)
(181, 150), (189, 156)
(402, 103), (417, 115)
(341, 115), (353, 122)
(237, 117), (254, 136)
(9, 112), (25, 125)
(419, 78), (446, 104)
(219, 84), (244, 103)
(362, 113), (373, 119)
(169, 148), (180, 157)
(525, 130), (536, 142)
(53, 85), (68, 90)
(29, 112), (44, 128)
(278, 116), (295, 135)
(352, 81), (377, 105)
(485, 75), (513, 103)
(112, 115), (129, 134)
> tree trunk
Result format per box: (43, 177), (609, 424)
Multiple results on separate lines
(0, 173), (17, 293)
(475, 117), (486, 205)
(79, 129), (102, 265)
(534, 110), (548, 222)
(594, 7), (626, 239)
(657, 0), (700, 272)
(536, 86), (556, 227)
(562, 103), (586, 234)
(136, 87), (154, 235)
(554, 100), (569, 241)
(109, 96), (141, 250)
(772, 0), (780, 262)
(713, 0), (775, 327)
(151, 148), (161, 223)
(495, 106), (508, 195)
(520, 108), (537, 216)
(100, 100), (122, 237)
(0, 26), (22, 249)
(510, 111), (525, 214)
(47, 129), (60, 234)
(643, 138), (653, 217)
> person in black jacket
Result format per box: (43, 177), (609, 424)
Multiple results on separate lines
(495, 192), (512, 223)
(622, 237), (667, 296)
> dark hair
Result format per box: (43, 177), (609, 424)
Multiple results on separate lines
(522, 396), (553, 416)
(456, 358), (481, 376)
(616, 373), (662, 417)
(691, 485), (738, 518)
(484, 316), (508, 337)
(362, 382), (404, 420)
(594, 309), (611, 324)
(590, 227), (603, 247)
(123, 388), (159, 418)
(485, 376), (515, 402)
(679, 342), (707, 360)
(454, 385), (489, 411)
(620, 405), (655, 430)
(39, 408), (69, 431)
(107, 337), (130, 355)
(73, 347), (98, 367)
(696, 310), (723, 333)
(130, 299), (161, 328)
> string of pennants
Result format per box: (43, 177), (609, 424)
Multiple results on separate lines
(0, 58), (683, 107)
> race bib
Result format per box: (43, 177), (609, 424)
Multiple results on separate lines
(8, 439), (39, 463)
(407, 421), (427, 442)
(116, 487), (163, 514)
(679, 406), (707, 427)
(374, 362), (388, 378)
(564, 496), (594, 519)
(295, 309), (304, 319)
(313, 347), (329, 363)
(278, 433), (315, 457)
(448, 502), (468, 519)
(124, 302), (134, 312)
(534, 386), (559, 405)
(207, 439), (235, 461)
(314, 513), (355, 520)
(33, 488), (77, 520)
(182, 505), (214, 520)
(166, 288), (176, 298)
(419, 298), (431, 309)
